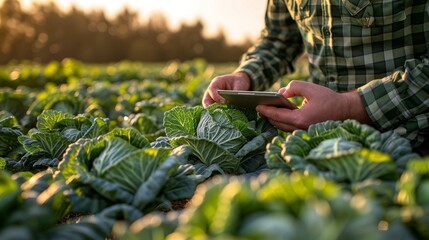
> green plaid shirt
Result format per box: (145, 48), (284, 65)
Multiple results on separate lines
(236, 0), (429, 147)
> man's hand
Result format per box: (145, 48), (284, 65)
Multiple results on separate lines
(256, 80), (372, 132)
(202, 72), (252, 108)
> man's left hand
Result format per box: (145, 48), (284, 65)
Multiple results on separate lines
(256, 80), (372, 132)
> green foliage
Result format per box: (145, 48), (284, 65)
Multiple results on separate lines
(58, 130), (197, 214)
(0, 60), (426, 240)
(265, 120), (419, 183)
(121, 173), (382, 240)
(161, 103), (277, 178)
(6, 110), (109, 173)
(0, 111), (23, 159)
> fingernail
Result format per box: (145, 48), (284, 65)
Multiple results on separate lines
(279, 88), (286, 94)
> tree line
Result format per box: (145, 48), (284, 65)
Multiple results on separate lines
(0, 0), (255, 64)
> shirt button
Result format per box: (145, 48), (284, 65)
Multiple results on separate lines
(322, 26), (330, 36)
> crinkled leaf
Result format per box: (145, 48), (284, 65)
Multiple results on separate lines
(0, 127), (23, 157)
(235, 131), (275, 158)
(239, 151), (267, 173)
(33, 157), (59, 168)
(265, 136), (290, 170)
(99, 146), (172, 194)
(170, 136), (240, 175)
(81, 117), (110, 139)
(377, 131), (420, 170)
(59, 138), (106, 183)
(21, 131), (71, 160)
(36, 110), (74, 132)
(164, 106), (204, 138)
(132, 146), (191, 210)
(307, 120), (341, 137)
(0, 111), (19, 128)
(308, 126), (362, 148)
(150, 136), (172, 149)
(106, 128), (150, 149)
(197, 110), (246, 153)
(125, 113), (159, 134)
(163, 164), (198, 200)
(307, 145), (397, 182)
(92, 137), (140, 178)
(307, 138), (363, 159)
(194, 163), (225, 179)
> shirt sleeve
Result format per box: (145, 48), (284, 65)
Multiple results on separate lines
(358, 57), (429, 146)
(234, 0), (304, 90)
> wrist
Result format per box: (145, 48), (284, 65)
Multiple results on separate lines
(343, 91), (372, 124)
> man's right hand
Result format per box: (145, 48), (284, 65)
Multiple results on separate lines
(202, 72), (252, 108)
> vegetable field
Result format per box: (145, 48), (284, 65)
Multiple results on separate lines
(1, 59), (428, 240)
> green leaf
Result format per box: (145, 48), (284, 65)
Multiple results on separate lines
(106, 128), (150, 149)
(0, 127), (23, 157)
(92, 137), (140, 178)
(164, 106), (204, 138)
(36, 110), (74, 132)
(0, 157), (5, 170)
(170, 136), (240, 175)
(197, 110), (246, 153)
(132, 147), (190, 210)
(307, 144), (397, 182)
(27, 132), (71, 160)
(0, 111), (19, 128)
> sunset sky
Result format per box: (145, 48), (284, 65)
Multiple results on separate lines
(20, 0), (267, 44)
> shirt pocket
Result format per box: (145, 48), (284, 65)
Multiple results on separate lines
(341, 0), (406, 27)
(285, 0), (311, 21)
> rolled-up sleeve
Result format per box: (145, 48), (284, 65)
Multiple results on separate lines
(358, 58), (429, 145)
(235, 0), (304, 90)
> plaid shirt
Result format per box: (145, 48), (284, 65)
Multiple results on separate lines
(236, 0), (429, 147)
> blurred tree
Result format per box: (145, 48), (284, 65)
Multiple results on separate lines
(0, 0), (252, 64)
(0, 0), (35, 62)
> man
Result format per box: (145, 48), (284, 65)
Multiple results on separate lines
(202, 0), (429, 155)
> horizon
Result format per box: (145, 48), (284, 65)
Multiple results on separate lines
(19, 0), (267, 44)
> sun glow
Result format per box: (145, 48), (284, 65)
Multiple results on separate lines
(20, 0), (266, 44)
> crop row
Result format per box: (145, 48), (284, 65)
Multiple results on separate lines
(1, 59), (428, 240)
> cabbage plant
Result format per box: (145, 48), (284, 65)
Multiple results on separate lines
(57, 128), (198, 214)
(119, 173), (383, 240)
(266, 120), (420, 183)
(0, 111), (23, 161)
(389, 157), (429, 239)
(0, 170), (143, 240)
(157, 103), (277, 178)
(7, 110), (109, 173)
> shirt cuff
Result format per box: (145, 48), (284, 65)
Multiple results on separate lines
(357, 76), (411, 130)
(234, 61), (272, 91)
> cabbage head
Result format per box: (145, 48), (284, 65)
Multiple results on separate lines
(266, 120), (420, 183)
(57, 128), (198, 214)
(158, 103), (277, 178)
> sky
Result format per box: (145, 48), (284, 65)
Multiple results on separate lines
(20, 0), (267, 44)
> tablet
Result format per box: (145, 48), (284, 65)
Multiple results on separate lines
(217, 90), (297, 109)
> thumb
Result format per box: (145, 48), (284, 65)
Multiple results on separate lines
(280, 80), (320, 99)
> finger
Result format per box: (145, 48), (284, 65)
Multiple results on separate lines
(281, 80), (320, 99)
(202, 83), (227, 107)
(202, 91), (215, 108)
(268, 119), (299, 132)
(256, 105), (297, 125)
(203, 88), (226, 107)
